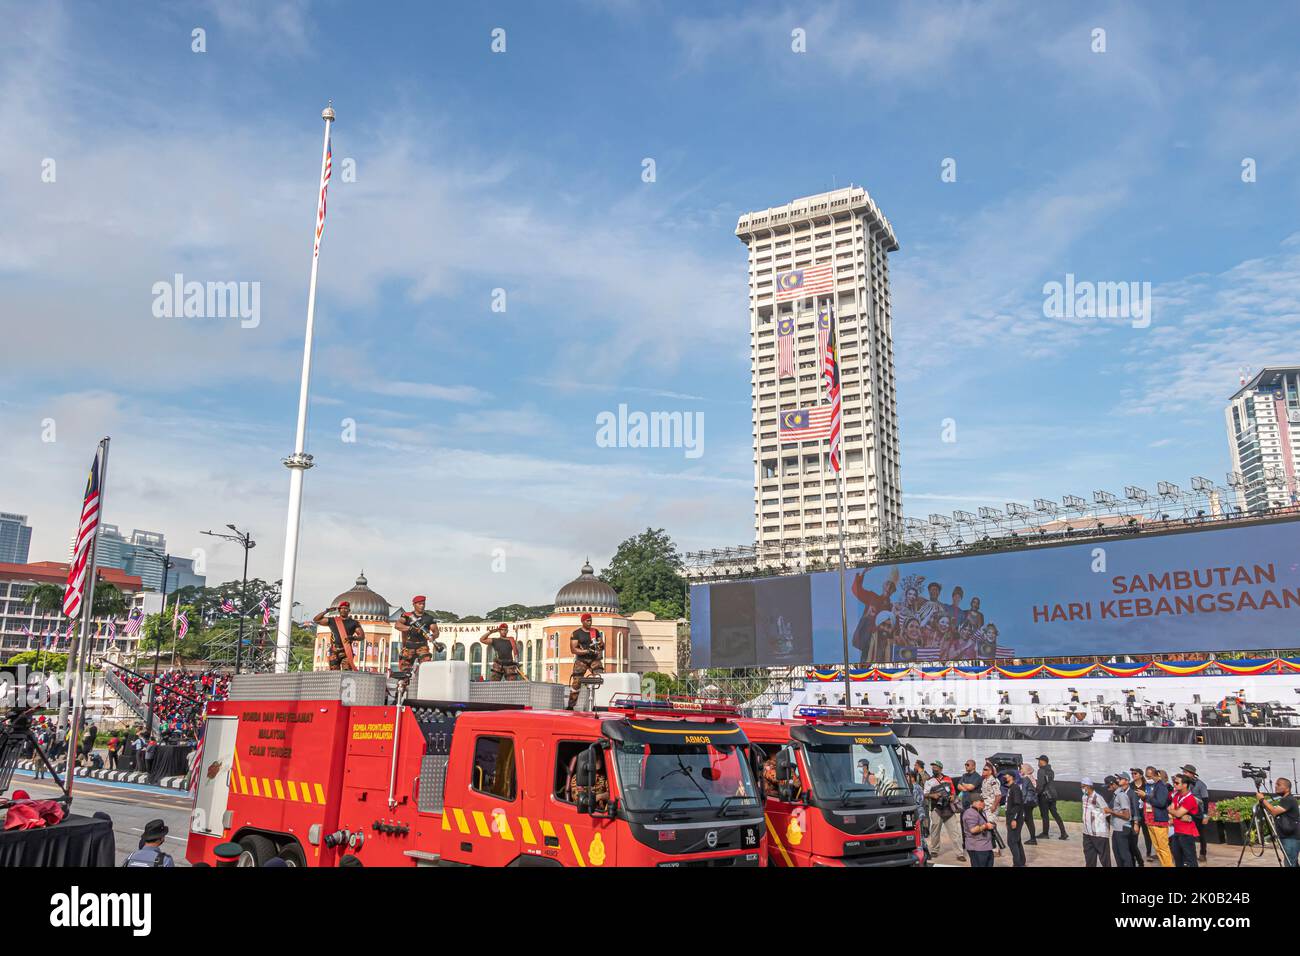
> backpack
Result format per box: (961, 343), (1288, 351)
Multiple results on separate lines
(1021, 777), (1038, 807)
(122, 847), (169, 868)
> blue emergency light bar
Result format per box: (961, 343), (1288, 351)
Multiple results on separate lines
(794, 705), (892, 723)
(608, 694), (740, 717)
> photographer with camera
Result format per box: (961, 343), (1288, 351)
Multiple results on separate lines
(925, 760), (964, 862)
(962, 793), (996, 867)
(566, 613), (605, 710)
(1256, 777), (1299, 867)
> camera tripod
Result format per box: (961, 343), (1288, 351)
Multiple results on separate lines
(1236, 770), (1288, 868)
(0, 707), (70, 807)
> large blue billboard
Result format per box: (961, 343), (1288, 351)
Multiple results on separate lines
(689, 517), (1300, 668)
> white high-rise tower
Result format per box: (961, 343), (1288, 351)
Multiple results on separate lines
(736, 187), (902, 565)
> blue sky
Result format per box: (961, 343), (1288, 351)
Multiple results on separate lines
(3, 1), (1299, 616)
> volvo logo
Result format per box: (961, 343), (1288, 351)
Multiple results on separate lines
(877, 815), (888, 831)
(705, 830), (718, 849)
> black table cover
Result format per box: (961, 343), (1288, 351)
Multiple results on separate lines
(0, 813), (115, 867)
(147, 744), (194, 783)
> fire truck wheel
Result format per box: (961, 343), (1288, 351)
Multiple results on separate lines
(279, 843), (307, 868)
(236, 834), (278, 867)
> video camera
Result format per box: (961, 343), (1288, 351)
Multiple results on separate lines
(1240, 762), (1271, 787)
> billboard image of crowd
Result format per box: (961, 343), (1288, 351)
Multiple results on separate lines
(689, 516), (1300, 668)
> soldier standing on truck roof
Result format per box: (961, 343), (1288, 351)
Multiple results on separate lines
(394, 595), (445, 688)
(314, 601), (363, 671)
(566, 613), (605, 710)
(480, 623), (523, 681)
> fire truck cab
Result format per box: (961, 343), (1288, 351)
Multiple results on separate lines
(187, 670), (765, 867)
(737, 706), (923, 867)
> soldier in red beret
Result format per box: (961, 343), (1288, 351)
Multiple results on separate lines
(394, 595), (443, 690)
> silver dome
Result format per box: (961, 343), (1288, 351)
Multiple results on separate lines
(554, 560), (619, 613)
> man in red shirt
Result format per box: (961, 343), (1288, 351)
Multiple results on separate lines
(1169, 773), (1201, 867)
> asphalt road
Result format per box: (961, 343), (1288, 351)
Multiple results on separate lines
(12, 769), (193, 865)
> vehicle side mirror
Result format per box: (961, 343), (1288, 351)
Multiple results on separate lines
(775, 750), (794, 783)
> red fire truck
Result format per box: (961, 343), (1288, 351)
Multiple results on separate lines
(736, 706), (924, 867)
(186, 674), (765, 867)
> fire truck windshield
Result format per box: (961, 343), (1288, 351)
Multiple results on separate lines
(612, 741), (759, 817)
(802, 740), (909, 806)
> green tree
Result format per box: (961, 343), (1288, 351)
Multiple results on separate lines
(27, 580), (126, 618)
(6, 650), (69, 672)
(600, 528), (685, 619)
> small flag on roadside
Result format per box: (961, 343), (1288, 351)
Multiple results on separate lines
(107, 619), (117, 639)
(774, 264), (834, 303)
(177, 611), (189, 640)
(260, 596), (271, 626)
(123, 610), (143, 636)
(778, 406), (836, 442)
(221, 598), (236, 613)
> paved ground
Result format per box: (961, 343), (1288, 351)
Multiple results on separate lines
(13, 769), (193, 865)
(927, 816), (1281, 867)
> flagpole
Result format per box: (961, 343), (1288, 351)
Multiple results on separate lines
(824, 296), (852, 705)
(64, 436), (110, 801)
(275, 103), (335, 674)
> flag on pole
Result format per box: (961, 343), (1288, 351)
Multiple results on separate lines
(107, 619), (117, 639)
(221, 598), (236, 613)
(260, 596), (271, 627)
(820, 312), (843, 472)
(123, 610), (143, 636)
(65, 621), (76, 645)
(63, 447), (105, 619)
(779, 406), (836, 442)
(774, 264), (834, 303)
(816, 302), (831, 356)
(776, 315), (796, 379)
(177, 611), (189, 641)
(313, 127), (333, 259)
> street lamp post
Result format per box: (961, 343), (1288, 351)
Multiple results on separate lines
(201, 525), (256, 674)
(138, 546), (173, 737)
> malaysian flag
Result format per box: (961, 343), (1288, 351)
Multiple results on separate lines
(260, 596), (271, 627)
(817, 303), (831, 356)
(915, 647), (942, 661)
(776, 315), (795, 379)
(123, 610), (143, 636)
(779, 406), (835, 443)
(107, 619), (117, 640)
(20, 625), (31, 639)
(821, 313), (843, 472)
(63, 446), (105, 619)
(774, 264), (834, 303)
(177, 611), (189, 640)
(313, 127), (333, 259)
(995, 646), (1016, 660)
(65, 621), (76, 645)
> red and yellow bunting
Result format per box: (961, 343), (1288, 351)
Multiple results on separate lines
(806, 658), (1300, 682)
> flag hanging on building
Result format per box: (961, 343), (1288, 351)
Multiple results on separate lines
(779, 406), (836, 443)
(777, 315), (796, 379)
(177, 611), (189, 641)
(123, 610), (143, 636)
(821, 311), (843, 472)
(774, 264), (834, 303)
(817, 302), (832, 356)
(313, 127), (333, 259)
(63, 446), (105, 619)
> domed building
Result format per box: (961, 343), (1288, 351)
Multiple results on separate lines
(312, 562), (680, 681)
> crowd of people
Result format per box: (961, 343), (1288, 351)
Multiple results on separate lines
(911, 755), (1299, 868)
(117, 669), (230, 741)
(851, 571), (1005, 664)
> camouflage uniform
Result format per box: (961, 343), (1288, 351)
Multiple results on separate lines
(327, 616), (361, 671)
(568, 769), (610, 812)
(490, 659), (523, 681)
(567, 625), (604, 709)
(397, 611), (442, 686)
